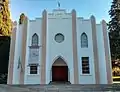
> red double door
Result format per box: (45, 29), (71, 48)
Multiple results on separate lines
(52, 66), (68, 82)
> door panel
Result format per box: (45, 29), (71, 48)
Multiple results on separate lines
(52, 66), (68, 82)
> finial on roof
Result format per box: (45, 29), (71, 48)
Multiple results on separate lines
(19, 13), (26, 25)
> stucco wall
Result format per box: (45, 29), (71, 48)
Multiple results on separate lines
(12, 25), (23, 84)
(76, 18), (96, 84)
(96, 24), (107, 84)
(10, 9), (112, 84)
(24, 19), (42, 84)
(46, 10), (74, 84)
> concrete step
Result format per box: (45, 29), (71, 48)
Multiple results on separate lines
(49, 81), (71, 85)
(0, 84), (120, 92)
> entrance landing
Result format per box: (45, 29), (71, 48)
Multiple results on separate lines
(49, 81), (71, 85)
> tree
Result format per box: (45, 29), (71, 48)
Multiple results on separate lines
(0, 0), (12, 36)
(108, 0), (120, 76)
(0, 0), (12, 84)
(108, 0), (120, 59)
(112, 59), (120, 76)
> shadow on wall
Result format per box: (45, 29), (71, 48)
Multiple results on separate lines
(0, 36), (10, 84)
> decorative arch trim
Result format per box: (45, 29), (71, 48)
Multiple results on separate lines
(31, 33), (39, 46)
(81, 32), (87, 36)
(32, 33), (38, 37)
(81, 32), (88, 48)
(51, 56), (68, 67)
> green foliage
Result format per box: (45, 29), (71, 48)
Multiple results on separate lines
(19, 13), (25, 24)
(0, 36), (10, 84)
(0, 0), (12, 36)
(0, 73), (7, 84)
(108, 0), (120, 59)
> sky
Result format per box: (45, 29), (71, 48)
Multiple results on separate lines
(10, 0), (112, 23)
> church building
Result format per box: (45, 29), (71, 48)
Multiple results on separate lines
(7, 8), (113, 84)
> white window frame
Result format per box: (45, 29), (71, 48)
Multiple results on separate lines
(81, 33), (88, 48)
(80, 57), (91, 76)
(32, 33), (39, 46)
(27, 64), (40, 75)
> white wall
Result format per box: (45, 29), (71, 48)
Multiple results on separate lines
(27, 18), (42, 46)
(24, 18), (42, 84)
(96, 24), (107, 84)
(76, 18), (96, 84)
(46, 10), (74, 84)
(12, 9), (111, 84)
(12, 24), (23, 84)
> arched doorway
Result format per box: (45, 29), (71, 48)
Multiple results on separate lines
(51, 57), (69, 83)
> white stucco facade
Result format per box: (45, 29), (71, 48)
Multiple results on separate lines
(7, 9), (113, 84)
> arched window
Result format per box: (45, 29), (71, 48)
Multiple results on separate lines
(32, 33), (39, 46)
(81, 33), (88, 48)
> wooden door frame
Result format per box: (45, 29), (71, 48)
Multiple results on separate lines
(52, 66), (68, 82)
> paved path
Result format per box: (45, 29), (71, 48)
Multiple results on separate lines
(0, 84), (120, 92)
